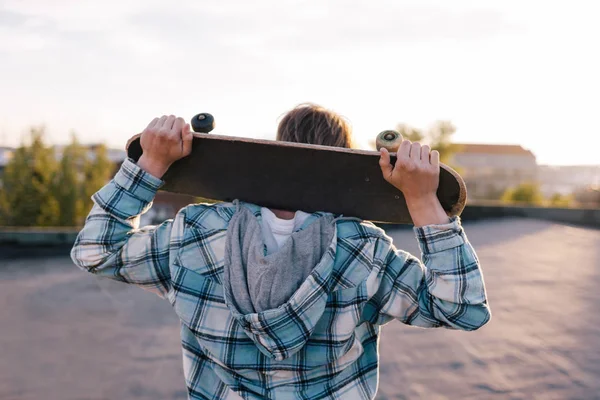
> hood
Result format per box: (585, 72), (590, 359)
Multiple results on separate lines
(222, 202), (338, 362)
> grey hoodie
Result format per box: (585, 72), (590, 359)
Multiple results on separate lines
(223, 202), (335, 315)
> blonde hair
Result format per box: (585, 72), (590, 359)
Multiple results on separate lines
(276, 104), (354, 149)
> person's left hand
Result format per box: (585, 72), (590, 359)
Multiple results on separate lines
(137, 115), (193, 178)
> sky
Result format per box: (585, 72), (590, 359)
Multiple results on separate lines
(0, 0), (598, 165)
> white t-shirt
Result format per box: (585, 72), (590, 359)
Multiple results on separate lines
(260, 207), (311, 255)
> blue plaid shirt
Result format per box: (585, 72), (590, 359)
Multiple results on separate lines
(71, 159), (491, 399)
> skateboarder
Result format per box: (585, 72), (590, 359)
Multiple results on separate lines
(71, 104), (490, 399)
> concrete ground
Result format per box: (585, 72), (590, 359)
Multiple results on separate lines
(0, 218), (599, 400)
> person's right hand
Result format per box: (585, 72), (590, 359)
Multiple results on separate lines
(379, 140), (449, 227)
(379, 140), (440, 200)
(136, 115), (193, 179)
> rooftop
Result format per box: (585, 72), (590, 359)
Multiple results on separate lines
(454, 143), (535, 157)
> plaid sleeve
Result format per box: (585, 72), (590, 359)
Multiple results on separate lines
(365, 217), (491, 331)
(70, 158), (174, 298)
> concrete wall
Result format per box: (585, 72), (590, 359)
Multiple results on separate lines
(0, 228), (79, 259)
(0, 205), (597, 250)
(0, 228), (79, 246)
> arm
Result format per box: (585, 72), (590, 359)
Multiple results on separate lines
(71, 115), (193, 298)
(71, 159), (173, 297)
(368, 138), (490, 330)
(365, 219), (490, 330)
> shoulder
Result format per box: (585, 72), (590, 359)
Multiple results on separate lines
(335, 218), (392, 246)
(335, 219), (414, 271)
(168, 202), (236, 279)
(175, 201), (237, 232)
(331, 218), (398, 287)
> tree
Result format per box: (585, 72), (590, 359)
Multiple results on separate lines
(395, 124), (424, 142)
(501, 183), (544, 205)
(54, 133), (86, 226)
(0, 128), (116, 227)
(82, 144), (113, 215)
(0, 167), (11, 224)
(549, 193), (573, 208)
(382, 120), (462, 166)
(427, 121), (462, 164)
(0, 127), (59, 226)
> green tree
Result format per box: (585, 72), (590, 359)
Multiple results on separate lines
(0, 128), (116, 227)
(501, 183), (544, 205)
(549, 193), (573, 208)
(54, 133), (87, 226)
(0, 127), (59, 226)
(82, 144), (113, 214)
(0, 172), (10, 224)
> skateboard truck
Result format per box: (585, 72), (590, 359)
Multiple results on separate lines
(191, 113), (215, 133)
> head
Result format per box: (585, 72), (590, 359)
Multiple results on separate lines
(276, 104), (354, 149)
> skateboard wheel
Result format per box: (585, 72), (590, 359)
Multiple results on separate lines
(375, 130), (402, 152)
(191, 113), (215, 133)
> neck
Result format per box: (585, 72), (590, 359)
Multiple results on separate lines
(269, 208), (296, 220)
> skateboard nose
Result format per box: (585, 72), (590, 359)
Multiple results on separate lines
(191, 113), (215, 133)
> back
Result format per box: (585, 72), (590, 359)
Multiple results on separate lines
(169, 201), (387, 398)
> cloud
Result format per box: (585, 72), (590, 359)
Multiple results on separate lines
(0, 8), (27, 27)
(125, 1), (521, 54)
(0, 0), (521, 62)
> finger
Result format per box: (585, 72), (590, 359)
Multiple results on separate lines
(173, 117), (185, 135)
(157, 115), (168, 130)
(379, 148), (393, 181)
(146, 117), (159, 130)
(395, 140), (412, 172)
(421, 145), (431, 162)
(430, 150), (440, 166)
(182, 124), (193, 156)
(163, 115), (177, 131)
(397, 140), (411, 160)
(409, 142), (421, 161)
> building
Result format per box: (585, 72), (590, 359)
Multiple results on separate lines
(449, 143), (538, 200)
(536, 165), (600, 197)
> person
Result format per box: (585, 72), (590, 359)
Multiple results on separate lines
(71, 104), (491, 400)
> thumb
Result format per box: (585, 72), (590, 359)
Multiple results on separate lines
(182, 124), (193, 156)
(379, 148), (393, 182)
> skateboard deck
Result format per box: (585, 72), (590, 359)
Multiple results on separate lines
(126, 117), (466, 224)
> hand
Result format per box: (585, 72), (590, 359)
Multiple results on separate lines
(379, 140), (449, 226)
(136, 115), (193, 179)
(379, 139), (440, 198)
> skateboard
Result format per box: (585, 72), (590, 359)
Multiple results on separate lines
(126, 113), (467, 224)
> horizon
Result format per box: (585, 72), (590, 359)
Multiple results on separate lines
(1, 0), (598, 166)
(2, 135), (599, 169)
